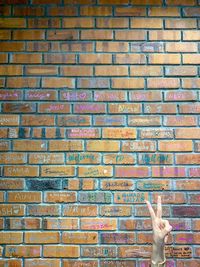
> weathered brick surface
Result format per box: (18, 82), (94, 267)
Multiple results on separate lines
(0, 0), (199, 265)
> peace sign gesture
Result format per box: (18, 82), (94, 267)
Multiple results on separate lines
(146, 196), (172, 245)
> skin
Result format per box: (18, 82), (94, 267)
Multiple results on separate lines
(146, 196), (172, 266)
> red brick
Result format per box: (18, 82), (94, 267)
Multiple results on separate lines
(97, 18), (128, 28)
(4, 166), (39, 177)
(7, 77), (39, 88)
(0, 232), (23, 243)
(159, 141), (193, 152)
(118, 245), (151, 258)
(150, 30), (180, 40)
(183, 7), (200, 17)
(149, 7), (180, 16)
(0, 179), (24, 190)
(63, 260), (98, 267)
(115, 30), (146, 40)
(45, 192), (76, 203)
(28, 18), (60, 28)
(0, 54), (7, 63)
(152, 193), (186, 204)
(63, 18), (94, 28)
(0, 6), (11, 16)
(80, 6), (112, 16)
(144, 103), (177, 113)
(48, 7), (77, 16)
(42, 77), (74, 88)
(164, 116), (197, 126)
(114, 54), (146, 64)
(63, 205), (97, 217)
(79, 54), (112, 64)
(0, 18), (25, 28)
(78, 166), (113, 177)
(96, 41), (128, 52)
(152, 167), (186, 177)
(165, 19), (196, 29)
(131, 66), (162, 76)
(0, 30), (11, 40)
(47, 30), (78, 40)
(112, 78), (144, 88)
(13, 30), (44, 40)
(182, 78), (200, 89)
(11, 53), (42, 64)
(165, 66), (197, 76)
(22, 115), (54, 126)
(38, 103), (70, 114)
(176, 180), (200, 191)
(167, 0), (195, 5)
(8, 192), (41, 203)
(27, 41), (50, 52)
(81, 218), (117, 230)
(25, 259), (60, 267)
(44, 218), (78, 230)
(165, 91), (196, 101)
(131, 18), (162, 28)
(115, 166), (149, 177)
(25, 232), (60, 244)
(115, 7), (146, 16)
(130, 0), (162, 4)
(49, 140), (83, 151)
(109, 103), (141, 114)
(81, 30), (113, 40)
(7, 218), (41, 230)
(26, 66), (58, 76)
(5, 245), (41, 258)
(0, 115), (19, 126)
(13, 7), (44, 16)
(0, 65), (22, 76)
(176, 154), (200, 164)
(102, 128), (136, 139)
(43, 245), (79, 257)
(179, 103), (200, 114)
(28, 205), (60, 216)
(62, 232), (98, 244)
(137, 180), (170, 190)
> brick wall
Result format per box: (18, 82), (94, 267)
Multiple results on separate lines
(0, 0), (200, 266)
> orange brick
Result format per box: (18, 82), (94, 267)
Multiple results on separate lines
(96, 41), (128, 52)
(165, 91), (196, 101)
(7, 77), (39, 88)
(0, 179), (24, 190)
(49, 140), (83, 151)
(114, 54), (146, 64)
(0, 65), (22, 76)
(152, 193), (186, 204)
(47, 30), (78, 40)
(149, 30), (180, 40)
(112, 78), (145, 88)
(0, 54), (7, 63)
(63, 205), (97, 217)
(29, 153), (64, 164)
(149, 54), (180, 64)
(122, 141), (156, 152)
(165, 19), (196, 29)
(128, 116), (161, 126)
(13, 6), (44, 16)
(63, 18), (94, 28)
(45, 192), (76, 203)
(27, 41), (50, 52)
(79, 54), (112, 64)
(166, 42), (198, 52)
(130, 66), (162, 76)
(97, 18), (128, 28)
(42, 77), (74, 88)
(11, 53), (42, 64)
(0, 42), (23, 51)
(183, 54), (200, 64)
(48, 6), (77, 16)
(183, 31), (200, 41)
(44, 54), (75, 64)
(87, 140), (119, 152)
(25, 259), (60, 267)
(81, 218), (117, 230)
(44, 218), (78, 230)
(38, 103), (70, 113)
(152, 167), (186, 177)
(0, 232), (23, 243)
(101, 180), (134, 191)
(141, 128), (171, 139)
(138, 153), (173, 165)
(0, 18), (25, 28)
(148, 78), (180, 89)
(115, 30), (146, 40)
(26, 66), (58, 75)
(0, 115), (19, 126)
(115, 166), (149, 177)
(176, 154), (200, 165)
(5, 245), (41, 258)
(175, 128), (200, 139)
(109, 103), (141, 114)
(67, 129), (100, 139)
(137, 180), (170, 191)
(43, 245), (79, 257)
(28, 205), (60, 216)
(130, 91), (162, 101)
(62, 232), (98, 244)
(22, 115), (54, 126)
(159, 141), (193, 152)
(41, 166), (75, 177)
(13, 140), (47, 151)
(182, 78), (200, 89)
(96, 65), (128, 76)
(102, 128), (136, 139)
(0, 30), (11, 40)
(0, 204), (25, 216)
(8, 192), (41, 203)
(114, 192), (148, 204)
(167, 0), (196, 5)
(81, 30), (113, 40)
(0, 140), (10, 151)
(115, 7), (146, 16)
(176, 180), (200, 191)
(63, 260), (98, 267)
(28, 18), (60, 28)
(0, 6), (11, 16)
(131, 18), (162, 28)
(4, 166), (39, 177)
(149, 7), (180, 16)
(184, 7), (200, 17)
(61, 66), (92, 76)
(80, 6), (112, 16)
(74, 103), (106, 114)
(7, 218), (41, 230)
(13, 30), (44, 40)
(66, 152), (100, 164)
(78, 166), (113, 177)
(130, 0), (162, 4)
(25, 232), (60, 244)
(165, 66), (197, 76)
(164, 116), (197, 126)
(0, 192), (4, 202)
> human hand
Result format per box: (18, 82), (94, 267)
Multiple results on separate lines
(145, 196), (172, 245)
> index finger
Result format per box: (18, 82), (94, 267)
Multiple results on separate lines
(145, 199), (156, 220)
(156, 195), (162, 219)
